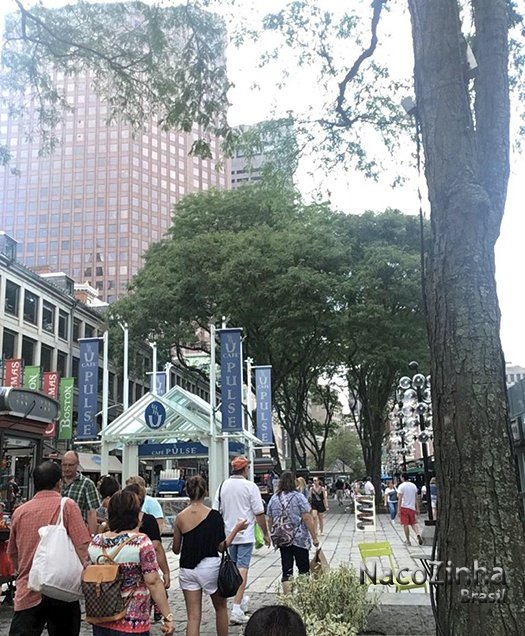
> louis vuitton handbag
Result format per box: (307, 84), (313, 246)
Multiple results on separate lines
(82, 536), (136, 624)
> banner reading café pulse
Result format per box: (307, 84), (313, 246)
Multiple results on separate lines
(255, 366), (273, 444)
(220, 328), (243, 433)
(77, 337), (100, 439)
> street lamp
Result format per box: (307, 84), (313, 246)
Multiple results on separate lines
(396, 361), (434, 522)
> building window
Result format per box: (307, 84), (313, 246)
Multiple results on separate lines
(42, 301), (55, 333)
(2, 329), (17, 359)
(40, 344), (53, 371)
(72, 356), (79, 378)
(58, 311), (69, 340)
(22, 337), (36, 365)
(57, 351), (68, 378)
(84, 324), (95, 338)
(23, 290), (39, 324)
(5, 280), (20, 315)
(73, 319), (81, 342)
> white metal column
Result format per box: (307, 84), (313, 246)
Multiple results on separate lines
(100, 331), (110, 475)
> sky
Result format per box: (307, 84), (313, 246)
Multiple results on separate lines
(1, 0), (524, 365)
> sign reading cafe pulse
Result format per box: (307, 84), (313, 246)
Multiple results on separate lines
(255, 366), (272, 444)
(220, 328), (243, 433)
(77, 337), (100, 439)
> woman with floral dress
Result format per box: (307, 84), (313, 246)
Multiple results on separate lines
(86, 489), (174, 636)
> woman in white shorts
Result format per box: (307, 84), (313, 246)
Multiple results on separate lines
(173, 475), (247, 636)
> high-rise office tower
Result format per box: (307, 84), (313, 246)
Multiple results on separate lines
(1, 8), (231, 302)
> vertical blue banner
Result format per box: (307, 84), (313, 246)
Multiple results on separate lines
(150, 372), (166, 396)
(77, 338), (100, 439)
(255, 366), (273, 444)
(220, 328), (243, 432)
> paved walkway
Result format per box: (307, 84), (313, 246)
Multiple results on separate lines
(0, 504), (434, 635)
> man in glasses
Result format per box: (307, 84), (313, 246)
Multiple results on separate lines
(61, 450), (100, 535)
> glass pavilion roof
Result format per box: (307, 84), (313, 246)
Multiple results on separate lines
(99, 385), (264, 446)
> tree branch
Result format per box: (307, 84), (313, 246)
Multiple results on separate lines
(335, 0), (387, 127)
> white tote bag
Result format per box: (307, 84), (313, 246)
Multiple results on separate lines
(28, 497), (84, 602)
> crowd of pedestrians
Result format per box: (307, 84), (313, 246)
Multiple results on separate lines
(3, 453), (435, 636)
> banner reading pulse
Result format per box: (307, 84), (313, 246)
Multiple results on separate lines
(255, 366), (273, 444)
(220, 328), (243, 433)
(77, 337), (100, 439)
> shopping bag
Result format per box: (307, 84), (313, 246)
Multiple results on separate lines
(28, 497), (84, 601)
(254, 523), (264, 549)
(310, 548), (330, 578)
(217, 550), (243, 598)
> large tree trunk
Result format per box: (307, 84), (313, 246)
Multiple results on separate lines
(360, 414), (384, 505)
(408, 1), (525, 633)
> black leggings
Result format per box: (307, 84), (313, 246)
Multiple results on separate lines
(279, 545), (310, 582)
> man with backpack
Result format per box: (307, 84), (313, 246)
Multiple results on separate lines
(7, 461), (90, 636)
(213, 456), (270, 625)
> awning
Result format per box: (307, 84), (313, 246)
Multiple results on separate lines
(99, 385), (265, 448)
(78, 452), (122, 474)
(407, 466), (425, 475)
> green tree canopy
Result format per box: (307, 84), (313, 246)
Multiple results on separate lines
(324, 428), (365, 478)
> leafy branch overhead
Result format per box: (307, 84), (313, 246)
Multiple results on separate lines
(261, 0), (411, 179)
(1, 0), (234, 158)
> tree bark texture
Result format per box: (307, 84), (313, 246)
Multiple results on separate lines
(407, 1), (525, 634)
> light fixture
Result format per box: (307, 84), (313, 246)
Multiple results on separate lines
(399, 376), (412, 389)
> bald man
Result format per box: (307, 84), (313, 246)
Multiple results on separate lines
(61, 450), (100, 535)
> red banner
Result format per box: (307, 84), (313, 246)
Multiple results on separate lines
(43, 372), (59, 399)
(4, 359), (23, 388)
(43, 371), (60, 438)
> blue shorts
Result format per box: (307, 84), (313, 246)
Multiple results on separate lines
(229, 543), (254, 569)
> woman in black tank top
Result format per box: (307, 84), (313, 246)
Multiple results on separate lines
(172, 476), (247, 636)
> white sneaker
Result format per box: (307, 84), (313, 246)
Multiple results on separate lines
(230, 608), (249, 624)
(240, 596), (250, 613)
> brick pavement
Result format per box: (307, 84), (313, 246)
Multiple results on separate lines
(0, 500), (434, 634)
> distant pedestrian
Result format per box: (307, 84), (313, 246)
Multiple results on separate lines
(8, 460), (90, 636)
(397, 472), (423, 546)
(126, 475), (164, 533)
(95, 475), (120, 532)
(384, 480), (398, 523)
(61, 451), (100, 535)
(213, 456), (271, 625)
(296, 476), (308, 498)
(363, 476), (375, 497)
(430, 477), (437, 519)
(335, 479), (344, 506)
(308, 477), (329, 536)
(6, 475), (20, 512)
(245, 606), (307, 636)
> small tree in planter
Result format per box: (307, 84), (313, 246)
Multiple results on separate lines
(278, 565), (378, 636)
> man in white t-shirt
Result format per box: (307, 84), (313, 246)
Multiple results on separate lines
(397, 472), (423, 546)
(213, 456), (270, 624)
(363, 477), (375, 496)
